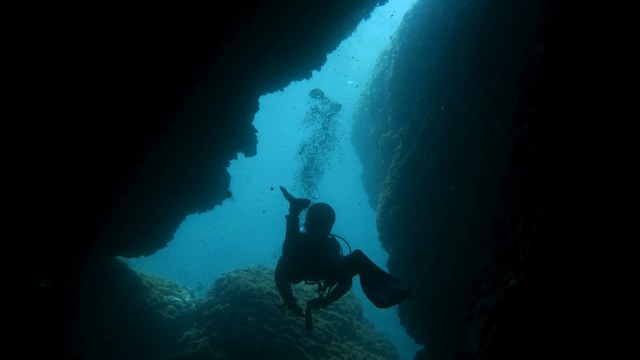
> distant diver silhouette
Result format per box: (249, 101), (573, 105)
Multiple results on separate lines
(275, 186), (410, 330)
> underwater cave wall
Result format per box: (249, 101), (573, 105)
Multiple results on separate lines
(353, 0), (567, 359)
(23, 2), (389, 359)
(25, 0), (389, 279)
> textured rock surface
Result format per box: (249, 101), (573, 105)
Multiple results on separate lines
(138, 272), (198, 321)
(352, 0), (573, 359)
(179, 266), (397, 360)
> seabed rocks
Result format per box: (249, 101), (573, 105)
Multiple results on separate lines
(138, 265), (398, 360)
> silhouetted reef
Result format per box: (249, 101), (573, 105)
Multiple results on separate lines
(178, 266), (397, 360)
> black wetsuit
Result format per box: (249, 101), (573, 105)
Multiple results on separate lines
(275, 206), (380, 309)
(275, 211), (345, 305)
(275, 200), (409, 311)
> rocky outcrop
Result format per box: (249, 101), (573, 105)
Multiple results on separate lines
(353, 0), (570, 359)
(59, 263), (396, 360)
(180, 266), (397, 360)
(47, 258), (193, 360)
(23, 2), (387, 358)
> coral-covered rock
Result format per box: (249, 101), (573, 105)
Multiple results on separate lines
(179, 265), (398, 360)
(137, 272), (197, 321)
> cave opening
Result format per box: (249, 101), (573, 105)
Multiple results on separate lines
(120, 0), (420, 358)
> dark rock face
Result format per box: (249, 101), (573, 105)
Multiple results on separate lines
(62, 264), (396, 360)
(353, 0), (572, 359)
(48, 258), (194, 360)
(21, 2), (387, 359)
(22, 0), (387, 279)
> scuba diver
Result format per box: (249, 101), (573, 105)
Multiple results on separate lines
(275, 186), (410, 330)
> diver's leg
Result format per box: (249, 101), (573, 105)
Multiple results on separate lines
(307, 256), (359, 310)
(343, 249), (380, 277)
(304, 277), (352, 331)
(346, 249), (410, 308)
(325, 277), (353, 305)
(310, 250), (378, 309)
(280, 186), (310, 216)
(306, 277), (353, 311)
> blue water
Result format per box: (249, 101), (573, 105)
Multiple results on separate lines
(122, 1), (420, 358)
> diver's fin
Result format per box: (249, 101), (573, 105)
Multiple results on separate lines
(280, 186), (295, 202)
(280, 186), (311, 213)
(359, 267), (410, 309)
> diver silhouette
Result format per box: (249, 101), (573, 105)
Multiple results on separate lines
(275, 186), (410, 330)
